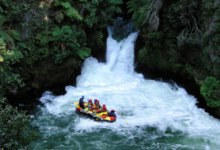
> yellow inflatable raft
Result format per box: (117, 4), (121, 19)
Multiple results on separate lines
(74, 102), (117, 122)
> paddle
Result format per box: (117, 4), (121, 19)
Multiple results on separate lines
(115, 110), (129, 125)
(74, 102), (78, 105)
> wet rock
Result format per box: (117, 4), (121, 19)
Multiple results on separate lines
(31, 57), (81, 97)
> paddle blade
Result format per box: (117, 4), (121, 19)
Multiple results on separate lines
(74, 102), (78, 105)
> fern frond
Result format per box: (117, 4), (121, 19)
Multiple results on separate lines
(127, 8), (134, 13)
(136, 11), (145, 28)
(126, 1), (132, 5)
(60, 2), (71, 8)
(0, 6), (3, 13)
(52, 26), (61, 36)
(0, 15), (8, 26)
(132, 12), (139, 21)
(54, 0), (61, 6)
(12, 48), (23, 59)
(1, 0), (9, 7)
(78, 48), (91, 59)
(60, 26), (72, 34)
(4, 30), (21, 41)
(64, 8), (83, 21)
(85, 3), (90, 10)
(17, 42), (28, 49)
(115, 7), (122, 13)
(2, 32), (14, 45)
(5, 48), (23, 63)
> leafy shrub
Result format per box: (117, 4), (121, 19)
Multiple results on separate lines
(51, 25), (91, 64)
(0, 43), (25, 97)
(200, 76), (220, 108)
(0, 98), (38, 149)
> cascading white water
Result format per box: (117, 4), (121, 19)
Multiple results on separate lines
(31, 26), (220, 150)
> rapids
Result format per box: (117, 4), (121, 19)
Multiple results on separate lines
(30, 27), (220, 150)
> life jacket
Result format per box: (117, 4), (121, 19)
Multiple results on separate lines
(79, 99), (84, 108)
(95, 102), (100, 109)
(102, 106), (106, 112)
(88, 101), (93, 106)
(109, 112), (116, 117)
(88, 107), (93, 111)
(79, 98), (83, 103)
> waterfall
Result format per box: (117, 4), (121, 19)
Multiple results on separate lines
(30, 24), (220, 150)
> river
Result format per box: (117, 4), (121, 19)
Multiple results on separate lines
(30, 26), (220, 150)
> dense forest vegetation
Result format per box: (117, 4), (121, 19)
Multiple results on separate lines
(1, 0), (220, 149)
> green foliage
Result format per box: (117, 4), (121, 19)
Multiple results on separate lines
(1, 1), (29, 22)
(55, 12), (64, 23)
(0, 13), (22, 47)
(0, 46), (25, 97)
(51, 25), (90, 63)
(60, 1), (72, 8)
(0, 0), (9, 7)
(64, 7), (83, 21)
(0, 20), (24, 96)
(52, 25), (72, 39)
(109, 0), (123, 5)
(83, 0), (123, 28)
(1, 30), (22, 46)
(201, 77), (220, 108)
(21, 37), (49, 69)
(54, 0), (83, 21)
(4, 30), (22, 41)
(127, 0), (162, 31)
(0, 97), (38, 149)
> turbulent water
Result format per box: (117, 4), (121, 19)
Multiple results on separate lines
(31, 27), (220, 150)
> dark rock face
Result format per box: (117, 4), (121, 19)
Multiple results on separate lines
(31, 58), (80, 97)
(6, 57), (81, 113)
(30, 57), (81, 97)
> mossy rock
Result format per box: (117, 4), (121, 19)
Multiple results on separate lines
(138, 51), (174, 72)
(31, 57), (80, 95)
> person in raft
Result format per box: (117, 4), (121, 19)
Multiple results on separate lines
(79, 95), (85, 108)
(88, 99), (93, 106)
(94, 99), (97, 104)
(88, 105), (93, 111)
(94, 99), (101, 109)
(108, 110), (116, 117)
(101, 104), (106, 112)
(93, 99), (97, 108)
(94, 106), (98, 115)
